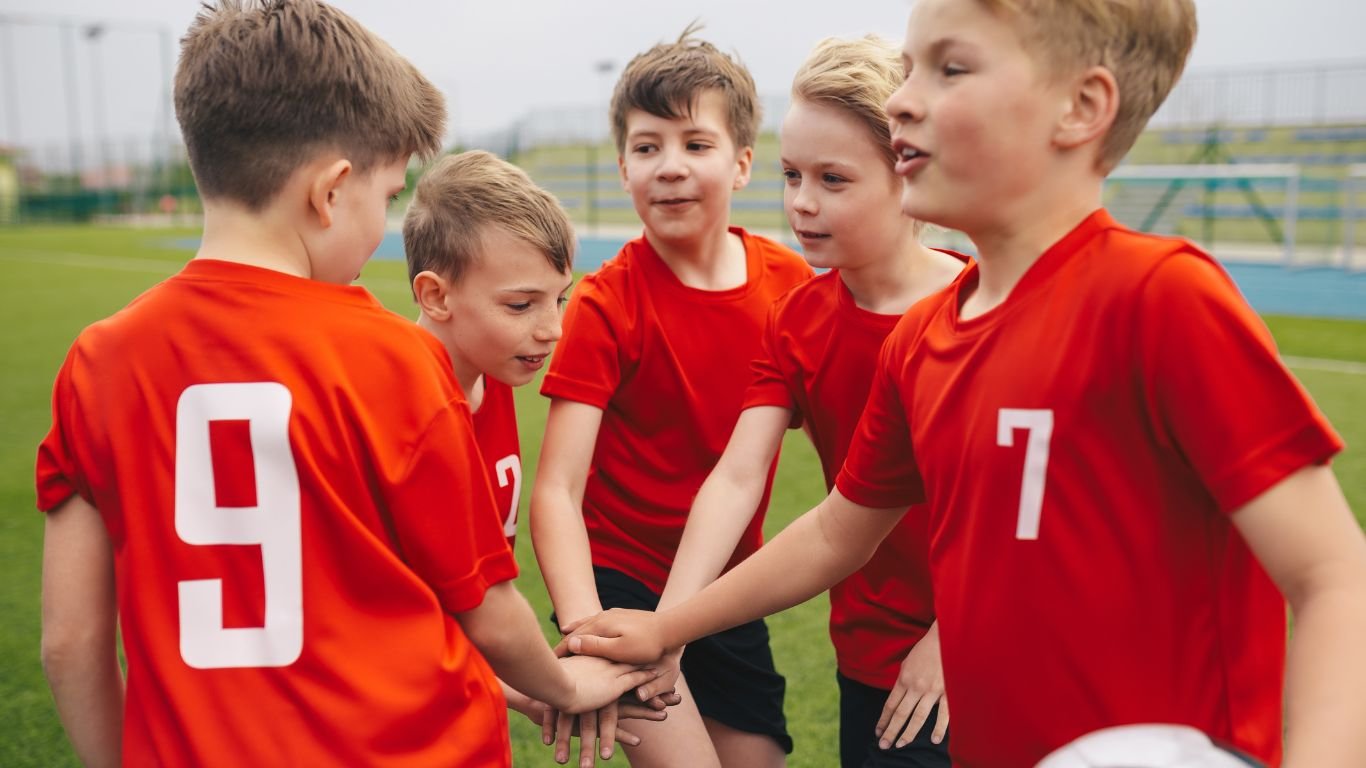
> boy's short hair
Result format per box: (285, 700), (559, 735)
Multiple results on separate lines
(402, 150), (575, 286)
(791, 36), (902, 170)
(174, 0), (445, 209)
(981, 0), (1197, 171)
(610, 23), (760, 154)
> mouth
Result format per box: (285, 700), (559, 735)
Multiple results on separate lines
(794, 229), (830, 243)
(516, 353), (549, 367)
(892, 140), (929, 175)
(653, 197), (698, 207)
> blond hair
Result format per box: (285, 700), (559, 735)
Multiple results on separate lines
(791, 36), (903, 169)
(403, 151), (575, 287)
(610, 22), (760, 154)
(980, 0), (1197, 171)
(174, 0), (445, 208)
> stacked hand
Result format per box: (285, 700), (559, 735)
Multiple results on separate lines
(561, 608), (670, 665)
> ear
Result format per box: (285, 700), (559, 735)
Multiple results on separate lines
(412, 270), (453, 321)
(307, 158), (353, 229)
(618, 154), (630, 190)
(1054, 65), (1119, 154)
(732, 146), (754, 191)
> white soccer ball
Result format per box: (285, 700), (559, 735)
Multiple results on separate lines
(1035, 724), (1263, 768)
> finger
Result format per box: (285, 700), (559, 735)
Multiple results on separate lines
(615, 725), (642, 747)
(635, 676), (676, 701)
(879, 692), (917, 750)
(559, 614), (593, 634)
(553, 636), (573, 658)
(598, 705), (619, 761)
(615, 700), (668, 721)
(578, 709), (598, 768)
(541, 706), (556, 746)
(931, 696), (950, 745)
(554, 710), (575, 764)
(897, 695), (938, 748)
(617, 666), (663, 695)
(874, 687), (906, 739)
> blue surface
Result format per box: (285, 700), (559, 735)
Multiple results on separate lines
(364, 231), (1366, 321)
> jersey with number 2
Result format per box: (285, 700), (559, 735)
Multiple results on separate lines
(472, 376), (522, 548)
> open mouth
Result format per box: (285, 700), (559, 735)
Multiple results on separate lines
(516, 354), (548, 365)
(795, 230), (830, 241)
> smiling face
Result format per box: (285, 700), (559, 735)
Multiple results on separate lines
(781, 99), (908, 271)
(424, 225), (573, 389)
(618, 89), (753, 248)
(885, 0), (1069, 235)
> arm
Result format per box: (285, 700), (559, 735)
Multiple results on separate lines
(569, 489), (904, 662)
(1231, 464), (1366, 768)
(454, 580), (659, 715)
(40, 494), (123, 767)
(657, 405), (791, 611)
(529, 399), (606, 630)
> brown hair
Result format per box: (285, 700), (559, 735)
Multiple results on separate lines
(610, 22), (760, 154)
(791, 36), (903, 169)
(403, 151), (575, 287)
(174, 0), (445, 208)
(979, 0), (1196, 171)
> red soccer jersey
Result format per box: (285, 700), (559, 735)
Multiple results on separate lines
(472, 376), (522, 548)
(36, 259), (518, 767)
(744, 263), (961, 690)
(836, 210), (1341, 767)
(542, 228), (813, 594)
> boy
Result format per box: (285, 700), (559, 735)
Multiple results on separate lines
(530, 27), (813, 768)
(403, 149), (675, 763)
(656, 36), (964, 768)
(565, 2), (1366, 766)
(36, 3), (658, 766)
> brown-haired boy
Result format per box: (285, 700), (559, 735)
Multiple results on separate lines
(36, 3), (658, 765)
(531, 26), (813, 768)
(565, 2), (1366, 766)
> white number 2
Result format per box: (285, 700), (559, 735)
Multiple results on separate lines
(996, 408), (1054, 541)
(495, 455), (523, 538)
(175, 383), (302, 669)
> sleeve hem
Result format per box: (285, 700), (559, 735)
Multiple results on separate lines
(432, 549), (521, 614)
(835, 470), (922, 510)
(1211, 419), (1344, 513)
(540, 373), (614, 409)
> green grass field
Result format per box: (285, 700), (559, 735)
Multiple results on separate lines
(1, 225), (1363, 767)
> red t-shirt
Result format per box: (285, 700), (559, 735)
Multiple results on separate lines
(744, 264), (963, 690)
(472, 376), (522, 549)
(35, 259), (518, 767)
(541, 228), (813, 594)
(836, 210), (1341, 767)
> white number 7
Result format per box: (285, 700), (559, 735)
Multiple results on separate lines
(176, 383), (303, 669)
(997, 408), (1053, 540)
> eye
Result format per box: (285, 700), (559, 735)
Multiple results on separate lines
(942, 62), (968, 77)
(782, 168), (800, 184)
(822, 173), (848, 185)
(632, 143), (657, 155)
(387, 193), (401, 207)
(686, 141), (712, 152)
(557, 295), (569, 310)
(506, 301), (532, 312)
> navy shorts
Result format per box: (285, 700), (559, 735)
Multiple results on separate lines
(588, 566), (793, 754)
(838, 672), (950, 768)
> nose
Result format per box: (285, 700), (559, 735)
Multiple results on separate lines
(787, 178), (818, 217)
(535, 305), (563, 343)
(885, 72), (925, 129)
(655, 145), (689, 182)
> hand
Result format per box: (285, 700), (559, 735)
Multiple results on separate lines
(632, 647), (682, 702)
(542, 688), (679, 768)
(876, 624), (949, 749)
(559, 653), (662, 714)
(564, 608), (668, 664)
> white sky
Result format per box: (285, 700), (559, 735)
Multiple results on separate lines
(0, 0), (1363, 152)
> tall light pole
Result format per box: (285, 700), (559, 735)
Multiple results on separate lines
(588, 59), (615, 236)
(84, 23), (107, 187)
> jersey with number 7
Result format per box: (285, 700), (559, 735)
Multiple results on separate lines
(836, 210), (1341, 768)
(36, 259), (517, 766)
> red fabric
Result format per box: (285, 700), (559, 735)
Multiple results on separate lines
(472, 376), (522, 549)
(745, 266), (967, 689)
(36, 259), (516, 767)
(541, 228), (812, 594)
(836, 210), (1341, 767)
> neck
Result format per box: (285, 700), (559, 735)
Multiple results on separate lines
(839, 229), (959, 315)
(415, 314), (484, 404)
(196, 199), (312, 278)
(646, 222), (746, 291)
(962, 181), (1103, 318)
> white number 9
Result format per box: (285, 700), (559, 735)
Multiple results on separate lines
(175, 382), (302, 669)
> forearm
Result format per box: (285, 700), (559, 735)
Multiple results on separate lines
(659, 491), (897, 647)
(530, 488), (603, 628)
(42, 638), (124, 767)
(1282, 575), (1366, 766)
(459, 582), (575, 709)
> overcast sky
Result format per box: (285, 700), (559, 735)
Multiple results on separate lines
(1, 0), (1363, 154)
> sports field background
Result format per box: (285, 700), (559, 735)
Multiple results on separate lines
(1, 225), (1363, 767)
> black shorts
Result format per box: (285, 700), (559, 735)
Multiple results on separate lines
(588, 566), (793, 754)
(838, 672), (950, 768)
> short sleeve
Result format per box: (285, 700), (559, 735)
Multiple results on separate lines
(35, 345), (85, 512)
(835, 328), (925, 508)
(1137, 252), (1342, 513)
(742, 303), (801, 428)
(383, 401), (519, 613)
(540, 277), (623, 409)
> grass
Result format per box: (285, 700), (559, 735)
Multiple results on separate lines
(1, 224), (1363, 767)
